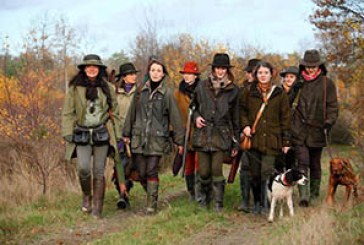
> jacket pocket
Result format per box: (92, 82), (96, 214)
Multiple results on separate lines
(192, 127), (207, 148)
(131, 128), (142, 149)
(213, 127), (230, 151)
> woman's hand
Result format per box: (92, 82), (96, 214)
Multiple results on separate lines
(243, 126), (251, 137)
(123, 137), (130, 144)
(119, 183), (128, 197)
(178, 146), (184, 155)
(196, 116), (206, 128)
(231, 148), (238, 157)
(282, 147), (290, 154)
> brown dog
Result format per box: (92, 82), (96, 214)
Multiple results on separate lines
(326, 158), (359, 209)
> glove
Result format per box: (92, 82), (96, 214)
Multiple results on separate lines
(117, 140), (124, 152)
(63, 135), (73, 143)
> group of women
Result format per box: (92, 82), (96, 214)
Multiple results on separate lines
(61, 49), (338, 219)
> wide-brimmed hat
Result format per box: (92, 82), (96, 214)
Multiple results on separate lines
(179, 61), (200, 75)
(280, 66), (299, 77)
(299, 49), (324, 67)
(116, 62), (139, 78)
(209, 53), (234, 68)
(244, 58), (261, 72)
(77, 54), (106, 70)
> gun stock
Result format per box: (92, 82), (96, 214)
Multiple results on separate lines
(181, 107), (193, 177)
(227, 151), (242, 184)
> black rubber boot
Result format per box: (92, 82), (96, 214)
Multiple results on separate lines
(251, 182), (262, 214)
(213, 180), (225, 213)
(237, 170), (250, 213)
(199, 178), (212, 209)
(185, 175), (196, 201)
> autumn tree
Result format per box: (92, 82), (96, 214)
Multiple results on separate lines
(310, 0), (364, 149)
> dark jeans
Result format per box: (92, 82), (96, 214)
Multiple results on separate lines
(295, 145), (323, 180)
(135, 154), (161, 182)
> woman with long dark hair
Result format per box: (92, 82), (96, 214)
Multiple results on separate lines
(123, 58), (184, 214)
(62, 54), (126, 219)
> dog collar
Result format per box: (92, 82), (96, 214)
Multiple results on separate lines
(278, 175), (291, 187)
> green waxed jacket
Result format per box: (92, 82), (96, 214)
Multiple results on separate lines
(61, 80), (124, 183)
(240, 81), (291, 156)
(123, 79), (184, 156)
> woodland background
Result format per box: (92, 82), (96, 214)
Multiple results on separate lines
(0, 0), (363, 207)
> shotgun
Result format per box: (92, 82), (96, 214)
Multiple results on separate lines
(181, 104), (195, 177)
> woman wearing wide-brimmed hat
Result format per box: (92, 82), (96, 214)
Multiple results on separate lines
(174, 61), (201, 202)
(123, 58), (184, 214)
(292, 49), (338, 207)
(112, 62), (140, 209)
(274, 66), (300, 173)
(62, 54), (126, 219)
(191, 53), (240, 212)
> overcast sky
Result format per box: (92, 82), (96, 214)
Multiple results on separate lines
(0, 0), (318, 58)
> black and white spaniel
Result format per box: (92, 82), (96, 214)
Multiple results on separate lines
(267, 169), (308, 222)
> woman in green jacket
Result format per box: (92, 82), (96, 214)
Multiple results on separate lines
(61, 54), (126, 219)
(240, 61), (291, 215)
(123, 58), (184, 214)
(113, 62), (139, 209)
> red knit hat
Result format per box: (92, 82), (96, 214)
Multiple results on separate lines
(179, 61), (200, 75)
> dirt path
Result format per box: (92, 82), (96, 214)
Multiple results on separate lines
(30, 190), (185, 245)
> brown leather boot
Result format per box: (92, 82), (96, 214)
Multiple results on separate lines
(92, 177), (105, 219)
(80, 175), (92, 213)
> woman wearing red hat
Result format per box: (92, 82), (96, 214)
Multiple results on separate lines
(174, 61), (201, 202)
(192, 53), (240, 212)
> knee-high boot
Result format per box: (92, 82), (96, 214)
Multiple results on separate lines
(199, 177), (212, 208)
(194, 172), (202, 203)
(238, 170), (251, 212)
(80, 175), (92, 213)
(251, 181), (261, 214)
(92, 177), (105, 219)
(260, 179), (269, 214)
(185, 174), (195, 201)
(146, 181), (159, 214)
(213, 180), (225, 213)
(310, 179), (321, 201)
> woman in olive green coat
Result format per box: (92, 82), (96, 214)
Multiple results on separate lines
(61, 54), (126, 219)
(240, 61), (291, 215)
(123, 58), (184, 214)
(113, 62), (139, 209)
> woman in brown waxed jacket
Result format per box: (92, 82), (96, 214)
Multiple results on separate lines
(240, 61), (291, 215)
(192, 53), (240, 213)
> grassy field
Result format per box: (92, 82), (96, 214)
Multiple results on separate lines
(1, 145), (364, 244)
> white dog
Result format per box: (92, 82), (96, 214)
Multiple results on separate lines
(267, 169), (308, 222)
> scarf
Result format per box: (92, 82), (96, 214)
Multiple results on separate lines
(124, 83), (134, 93)
(301, 68), (321, 81)
(209, 74), (230, 95)
(257, 82), (272, 103)
(71, 76), (112, 109)
(179, 79), (199, 98)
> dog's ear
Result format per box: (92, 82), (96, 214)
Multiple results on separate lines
(342, 159), (350, 166)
